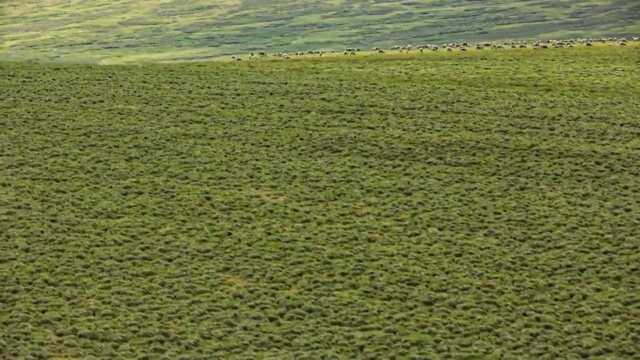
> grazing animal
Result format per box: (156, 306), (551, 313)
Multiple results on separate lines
(237, 36), (634, 58)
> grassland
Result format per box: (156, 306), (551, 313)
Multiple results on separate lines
(1, 45), (640, 358)
(1, 0), (640, 63)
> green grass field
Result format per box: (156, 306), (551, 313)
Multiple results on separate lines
(1, 45), (639, 358)
(1, 0), (640, 63)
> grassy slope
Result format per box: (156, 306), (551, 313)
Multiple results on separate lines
(1, 45), (640, 358)
(1, 0), (639, 63)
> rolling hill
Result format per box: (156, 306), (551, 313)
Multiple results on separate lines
(1, 0), (640, 63)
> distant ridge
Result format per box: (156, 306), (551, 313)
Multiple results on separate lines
(1, 0), (639, 63)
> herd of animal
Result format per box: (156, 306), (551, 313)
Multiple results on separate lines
(229, 36), (638, 61)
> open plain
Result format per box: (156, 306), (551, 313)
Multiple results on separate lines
(1, 43), (640, 358)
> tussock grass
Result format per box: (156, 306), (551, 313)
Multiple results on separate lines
(1, 45), (640, 358)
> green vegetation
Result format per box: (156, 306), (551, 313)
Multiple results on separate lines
(1, 0), (639, 63)
(2, 45), (640, 358)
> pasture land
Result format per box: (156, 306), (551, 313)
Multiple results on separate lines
(1, 0), (640, 63)
(1, 45), (640, 358)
